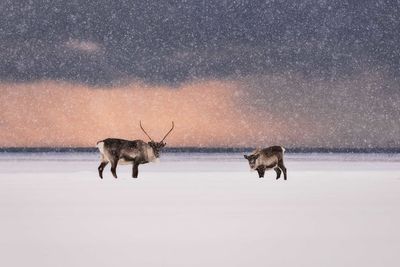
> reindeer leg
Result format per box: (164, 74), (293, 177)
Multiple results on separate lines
(132, 162), (139, 178)
(278, 160), (287, 180)
(110, 158), (118, 179)
(257, 167), (265, 178)
(98, 161), (108, 179)
(274, 167), (282, 180)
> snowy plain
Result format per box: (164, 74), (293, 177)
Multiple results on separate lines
(1, 152), (400, 267)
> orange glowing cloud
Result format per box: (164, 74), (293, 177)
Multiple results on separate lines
(0, 80), (298, 147)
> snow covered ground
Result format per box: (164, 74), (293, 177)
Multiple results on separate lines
(1, 152), (400, 267)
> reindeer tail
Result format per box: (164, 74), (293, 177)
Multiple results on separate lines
(96, 140), (105, 154)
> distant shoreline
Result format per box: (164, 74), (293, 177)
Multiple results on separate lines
(1, 147), (399, 154)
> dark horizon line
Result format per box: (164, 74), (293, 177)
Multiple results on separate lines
(1, 147), (400, 154)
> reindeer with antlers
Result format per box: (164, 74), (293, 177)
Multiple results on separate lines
(96, 121), (174, 179)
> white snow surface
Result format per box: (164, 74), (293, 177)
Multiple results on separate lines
(1, 152), (400, 267)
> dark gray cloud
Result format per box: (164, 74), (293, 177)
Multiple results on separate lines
(1, 0), (400, 85)
(240, 72), (400, 148)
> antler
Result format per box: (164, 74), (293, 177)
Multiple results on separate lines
(139, 121), (153, 141)
(160, 121), (175, 142)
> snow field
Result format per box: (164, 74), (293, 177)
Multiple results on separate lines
(0, 153), (399, 267)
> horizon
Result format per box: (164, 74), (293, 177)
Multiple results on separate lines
(1, 146), (400, 154)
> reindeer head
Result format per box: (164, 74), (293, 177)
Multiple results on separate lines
(147, 141), (166, 158)
(140, 121), (174, 158)
(244, 153), (260, 170)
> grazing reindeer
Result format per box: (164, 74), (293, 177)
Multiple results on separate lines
(96, 121), (174, 179)
(244, 146), (287, 180)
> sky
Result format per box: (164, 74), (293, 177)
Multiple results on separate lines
(0, 0), (399, 148)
